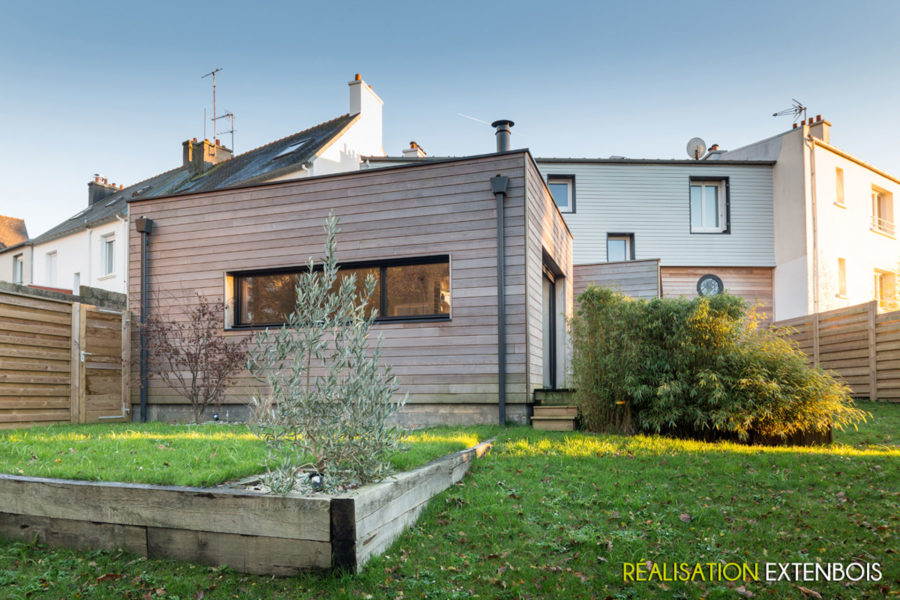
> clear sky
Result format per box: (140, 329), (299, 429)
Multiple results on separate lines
(2, 0), (900, 237)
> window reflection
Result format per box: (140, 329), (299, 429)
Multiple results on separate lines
(385, 263), (451, 317)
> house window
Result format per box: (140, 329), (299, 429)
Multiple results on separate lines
(45, 251), (57, 286)
(837, 258), (847, 298)
(606, 234), (634, 262)
(12, 254), (23, 284)
(547, 176), (575, 213)
(102, 235), (115, 276)
(835, 168), (845, 207)
(871, 186), (895, 236)
(690, 179), (728, 233)
(697, 274), (724, 296)
(232, 256), (451, 327)
(874, 269), (896, 309)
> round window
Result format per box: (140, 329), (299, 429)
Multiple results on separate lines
(697, 274), (724, 296)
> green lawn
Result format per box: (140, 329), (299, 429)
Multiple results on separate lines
(0, 402), (897, 599)
(0, 423), (498, 487)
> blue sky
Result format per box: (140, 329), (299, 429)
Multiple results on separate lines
(3, 0), (900, 237)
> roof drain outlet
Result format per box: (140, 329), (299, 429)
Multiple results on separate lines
(491, 120), (514, 153)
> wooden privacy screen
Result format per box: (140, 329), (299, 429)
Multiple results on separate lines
(773, 301), (900, 402)
(0, 290), (129, 428)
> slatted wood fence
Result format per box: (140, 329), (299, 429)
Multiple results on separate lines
(773, 301), (900, 402)
(0, 290), (129, 428)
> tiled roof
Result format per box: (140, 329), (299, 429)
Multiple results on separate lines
(26, 113), (357, 246)
(0, 216), (27, 250)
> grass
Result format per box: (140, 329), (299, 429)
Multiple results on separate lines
(0, 402), (897, 599)
(0, 423), (498, 487)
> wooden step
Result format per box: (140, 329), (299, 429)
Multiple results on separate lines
(533, 405), (578, 419)
(531, 417), (575, 431)
(533, 388), (576, 406)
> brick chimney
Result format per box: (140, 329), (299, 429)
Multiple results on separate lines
(402, 141), (427, 158)
(807, 114), (831, 144)
(183, 137), (232, 174)
(87, 175), (118, 206)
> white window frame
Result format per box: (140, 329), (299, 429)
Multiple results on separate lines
(101, 234), (115, 276)
(837, 258), (847, 298)
(690, 180), (727, 233)
(12, 254), (24, 284)
(45, 251), (57, 287)
(871, 186), (895, 237)
(606, 234), (633, 262)
(547, 176), (574, 213)
(834, 167), (845, 208)
(874, 269), (896, 309)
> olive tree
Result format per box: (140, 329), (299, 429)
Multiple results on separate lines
(247, 214), (406, 493)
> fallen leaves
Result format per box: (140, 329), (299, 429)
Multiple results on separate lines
(795, 585), (823, 599)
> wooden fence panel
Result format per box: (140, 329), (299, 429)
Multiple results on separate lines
(773, 301), (900, 402)
(0, 293), (73, 428)
(0, 290), (129, 428)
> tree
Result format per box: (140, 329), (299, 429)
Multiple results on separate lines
(247, 214), (406, 493)
(145, 295), (250, 424)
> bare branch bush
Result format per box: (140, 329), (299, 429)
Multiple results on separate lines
(144, 295), (250, 424)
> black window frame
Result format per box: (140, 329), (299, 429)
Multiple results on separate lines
(547, 174), (576, 213)
(230, 254), (451, 329)
(688, 176), (730, 235)
(606, 233), (635, 262)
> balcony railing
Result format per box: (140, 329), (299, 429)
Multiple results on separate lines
(872, 215), (896, 236)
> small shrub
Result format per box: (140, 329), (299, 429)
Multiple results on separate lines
(570, 287), (867, 442)
(144, 295), (250, 424)
(247, 214), (406, 493)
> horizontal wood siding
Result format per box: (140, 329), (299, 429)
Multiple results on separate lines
(774, 301), (900, 402)
(128, 154), (534, 411)
(534, 161), (774, 267)
(0, 292), (73, 428)
(661, 266), (774, 322)
(573, 260), (660, 300)
(524, 158), (574, 392)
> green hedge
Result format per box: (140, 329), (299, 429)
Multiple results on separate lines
(570, 287), (867, 442)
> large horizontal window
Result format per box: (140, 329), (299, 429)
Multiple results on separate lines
(232, 256), (450, 327)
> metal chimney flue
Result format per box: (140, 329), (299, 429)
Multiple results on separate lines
(491, 119), (514, 153)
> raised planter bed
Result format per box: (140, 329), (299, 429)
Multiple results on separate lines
(0, 439), (492, 575)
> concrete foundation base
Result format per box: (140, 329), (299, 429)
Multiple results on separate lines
(132, 403), (530, 427)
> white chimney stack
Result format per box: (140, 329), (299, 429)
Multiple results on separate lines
(347, 74), (385, 157)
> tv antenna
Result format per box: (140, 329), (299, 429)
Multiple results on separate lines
(772, 99), (807, 123)
(202, 67), (223, 141)
(214, 111), (235, 152)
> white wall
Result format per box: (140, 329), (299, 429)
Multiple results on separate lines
(30, 218), (128, 293)
(811, 144), (900, 312)
(313, 77), (385, 176)
(769, 127), (811, 320)
(534, 161), (775, 267)
(0, 245), (32, 284)
(270, 76), (385, 182)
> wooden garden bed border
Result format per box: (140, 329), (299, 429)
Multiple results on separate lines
(0, 438), (493, 575)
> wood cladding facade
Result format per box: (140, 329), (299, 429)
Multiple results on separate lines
(573, 260), (661, 300)
(127, 152), (573, 424)
(660, 266), (775, 322)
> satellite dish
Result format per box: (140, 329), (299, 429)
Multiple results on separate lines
(686, 137), (707, 160)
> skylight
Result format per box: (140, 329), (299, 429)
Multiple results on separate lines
(273, 138), (311, 159)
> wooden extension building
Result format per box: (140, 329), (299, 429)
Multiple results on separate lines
(127, 150), (572, 426)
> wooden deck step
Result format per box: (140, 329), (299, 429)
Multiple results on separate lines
(533, 405), (577, 419)
(531, 417), (575, 431)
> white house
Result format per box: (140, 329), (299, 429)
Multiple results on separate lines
(367, 117), (898, 322)
(0, 75), (385, 295)
(717, 117), (898, 319)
